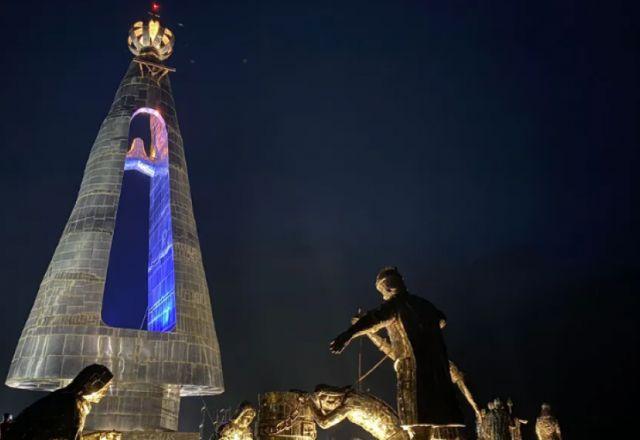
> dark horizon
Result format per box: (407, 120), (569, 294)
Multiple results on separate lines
(0, 1), (637, 439)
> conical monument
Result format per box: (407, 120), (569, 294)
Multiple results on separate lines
(6, 5), (223, 437)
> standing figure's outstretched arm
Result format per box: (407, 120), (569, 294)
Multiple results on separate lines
(351, 316), (396, 360)
(330, 301), (395, 354)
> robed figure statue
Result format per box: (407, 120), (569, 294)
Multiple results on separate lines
(329, 267), (464, 431)
(3, 364), (113, 440)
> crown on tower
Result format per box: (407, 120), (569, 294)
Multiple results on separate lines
(127, 3), (175, 61)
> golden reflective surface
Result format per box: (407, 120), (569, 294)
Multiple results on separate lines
(305, 386), (409, 440)
(535, 404), (562, 440)
(128, 18), (175, 61)
(219, 404), (257, 440)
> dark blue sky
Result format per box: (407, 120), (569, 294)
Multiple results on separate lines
(0, 1), (637, 438)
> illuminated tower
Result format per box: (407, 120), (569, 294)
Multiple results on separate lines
(6, 7), (224, 437)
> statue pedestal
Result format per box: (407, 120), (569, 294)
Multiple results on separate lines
(120, 433), (199, 440)
(86, 432), (199, 440)
(402, 426), (464, 440)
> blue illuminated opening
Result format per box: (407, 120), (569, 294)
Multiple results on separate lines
(102, 169), (150, 329)
(102, 108), (176, 332)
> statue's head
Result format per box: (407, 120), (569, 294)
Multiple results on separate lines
(375, 267), (406, 300)
(540, 403), (551, 415)
(487, 401), (495, 410)
(234, 402), (257, 428)
(493, 398), (503, 409)
(67, 364), (113, 403)
(313, 384), (350, 414)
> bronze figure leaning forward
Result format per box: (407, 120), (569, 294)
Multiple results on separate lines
(329, 267), (464, 429)
(3, 364), (113, 440)
(304, 384), (409, 440)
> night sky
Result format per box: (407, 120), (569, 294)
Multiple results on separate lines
(0, 1), (638, 439)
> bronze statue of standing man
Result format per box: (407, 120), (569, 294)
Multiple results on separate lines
(535, 403), (562, 440)
(329, 267), (464, 435)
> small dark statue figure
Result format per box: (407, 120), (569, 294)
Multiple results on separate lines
(329, 267), (463, 430)
(3, 364), (113, 440)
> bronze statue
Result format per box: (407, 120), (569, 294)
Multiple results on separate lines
(535, 403), (562, 440)
(218, 402), (257, 440)
(448, 361), (480, 419)
(353, 315), (480, 420)
(428, 426), (465, 440)
(3, 364), (112, 440)
(506, 399), (527, 440)
(258, 392), (317, 440)
(481, 402), (496, 440)
(304, 384), (409, 440)
(484, 399), (510, 440)
(476, 408), (488, 440)
(329, 267), (463, 430)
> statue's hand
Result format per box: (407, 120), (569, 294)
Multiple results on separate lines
(329, 333), (351, 354)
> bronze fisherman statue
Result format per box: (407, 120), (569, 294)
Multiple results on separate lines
(329, 267), (464, 437)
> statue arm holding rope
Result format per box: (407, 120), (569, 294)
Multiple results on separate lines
(351, 315), (397, 361)
(330, 301), (396, 354)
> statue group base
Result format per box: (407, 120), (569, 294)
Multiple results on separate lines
(89, 432), (199, 440)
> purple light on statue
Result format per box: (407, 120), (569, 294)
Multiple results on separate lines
(124, 108), (176, 332)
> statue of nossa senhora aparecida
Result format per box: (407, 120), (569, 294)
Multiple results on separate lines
(3, 364), (113, 440)
(329, 267), (464, 438)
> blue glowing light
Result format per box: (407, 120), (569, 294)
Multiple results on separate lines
(146, 162), (177, 332)
(124, 158), (156, 177)
(124, 108), (176, 333)
(102, 109), (176, 333)
(137, 108), (176, 332)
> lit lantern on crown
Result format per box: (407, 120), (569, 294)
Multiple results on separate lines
(127, 14), (175, 61)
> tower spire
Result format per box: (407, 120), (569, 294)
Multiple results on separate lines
(128, 4), (175, 62)
(6, 7), (224, 436)
(128, 5), (176, 82)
